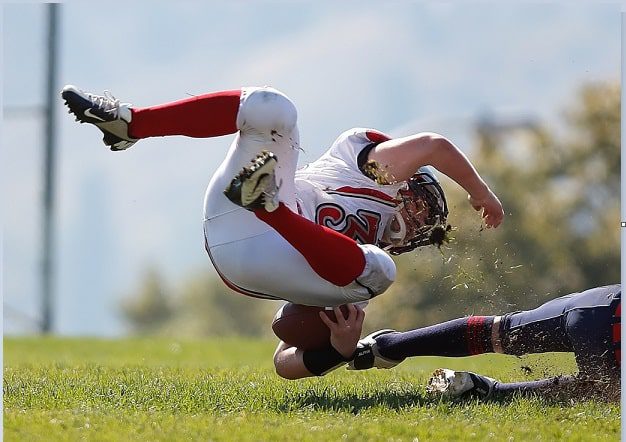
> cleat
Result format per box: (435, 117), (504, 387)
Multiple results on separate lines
(224, 151), (280, 212)
(348, 329), (403, 370)
(61, 84), (137, 151)
(427, 368), (496, 399)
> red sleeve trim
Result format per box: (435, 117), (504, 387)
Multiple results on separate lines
(365, 130), (392, 144)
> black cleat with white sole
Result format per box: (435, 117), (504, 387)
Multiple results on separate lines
(224, 151), (280, 212)
(61, 84), (137, 151)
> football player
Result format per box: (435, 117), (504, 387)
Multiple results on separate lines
(61, 85), (503, 308)
(274, 284), (620, 401)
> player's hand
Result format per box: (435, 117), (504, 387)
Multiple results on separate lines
(319, 304), (365, 359)
(468, 190), (504, 228)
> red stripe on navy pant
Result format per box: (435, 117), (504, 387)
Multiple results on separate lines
(466, 316), (486, 355)
(465, 317), (474, 355)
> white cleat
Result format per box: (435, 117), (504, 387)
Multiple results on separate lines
(427, 368), (496, 399)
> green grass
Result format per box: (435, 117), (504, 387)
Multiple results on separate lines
(4, 337), (620, 441)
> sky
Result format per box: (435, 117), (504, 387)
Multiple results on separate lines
(2, 2), (622, 336)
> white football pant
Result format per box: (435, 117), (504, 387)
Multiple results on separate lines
(203, 86), (395, 305)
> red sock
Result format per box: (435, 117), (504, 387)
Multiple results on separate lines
(254, 204), (366, 286)
(128, 90), (241, 139)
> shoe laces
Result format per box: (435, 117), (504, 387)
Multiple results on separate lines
(87, 90), (121, 117)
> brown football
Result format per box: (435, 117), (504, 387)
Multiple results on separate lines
(271, 303), (349, 350)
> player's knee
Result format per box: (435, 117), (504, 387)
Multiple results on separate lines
(356, 244), (396, 297)
(237, 86), (298, 136)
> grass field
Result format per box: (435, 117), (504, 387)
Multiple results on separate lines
(4, 337), (620, 441)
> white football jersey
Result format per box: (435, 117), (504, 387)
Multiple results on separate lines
(295, 128), (404, 246)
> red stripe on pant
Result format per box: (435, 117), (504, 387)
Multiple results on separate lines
(466, 316), (487, 355)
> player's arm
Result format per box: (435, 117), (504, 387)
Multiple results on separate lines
(273, 342), (312, 380)
(273, 304), (365, 380)
(369, 132), (504, 228)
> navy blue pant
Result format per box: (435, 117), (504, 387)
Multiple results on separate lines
(500, 284), (621, 378)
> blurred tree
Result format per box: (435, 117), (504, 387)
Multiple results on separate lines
(162, 272), (280, 338)
(120, 267), (173, 334)
(121, 267), (280, 338)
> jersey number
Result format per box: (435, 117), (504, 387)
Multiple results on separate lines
(316, 204), (381, 244)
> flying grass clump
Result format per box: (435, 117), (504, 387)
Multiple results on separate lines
(430, 224), (454, 249)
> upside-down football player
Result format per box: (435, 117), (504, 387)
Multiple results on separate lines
(274, 284), (621, 401)
(62, 84), (503, 372)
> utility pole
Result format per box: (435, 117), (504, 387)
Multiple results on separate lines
(41, 3), (60, 333)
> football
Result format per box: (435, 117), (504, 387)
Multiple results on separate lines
(272, 303), (349, 350)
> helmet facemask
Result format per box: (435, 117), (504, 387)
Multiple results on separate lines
(382, 171), (450, 255)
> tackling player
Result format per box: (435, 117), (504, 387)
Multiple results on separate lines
(274, 284), (620, 401)
(61, 85), (503, 308)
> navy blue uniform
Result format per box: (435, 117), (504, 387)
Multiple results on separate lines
(500, 284), (621, 378)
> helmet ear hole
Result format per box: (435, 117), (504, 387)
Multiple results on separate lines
(382, 210), (407, 245)
(385, 170), (450, 254)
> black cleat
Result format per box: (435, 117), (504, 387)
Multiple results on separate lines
(61, 84), (137, 151)
(224, 151), (280, 212)
(347, 329), (404, 370)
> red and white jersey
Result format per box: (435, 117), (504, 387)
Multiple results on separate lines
(295, 128), (404, 246)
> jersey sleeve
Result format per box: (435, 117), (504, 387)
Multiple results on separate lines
(325, 128), (392, 171)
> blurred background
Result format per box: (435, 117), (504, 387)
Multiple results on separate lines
(2, 2), (620, 338)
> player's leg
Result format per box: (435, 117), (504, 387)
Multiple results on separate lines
(210, 87), (394, 298)
(499, 295), (574, 356)
(207, 228), (395, 305)
(489, 376), (577, 398)
(62, 85), (241, 151)
(205, 86), (300, 216)
(427, 368), (577, 400)
(254, 204), (369, 287)
(563, 285), (621, 380)
(349, 288), (609, 370)
(129, 90), (241, 139)
(204, 88), (395, 305)
(223, 157), (385, 289)
(349, 315), (497, 370)
(500, 285), (620, 361)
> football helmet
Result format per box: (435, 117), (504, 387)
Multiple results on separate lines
(381, 167), (450, 255)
